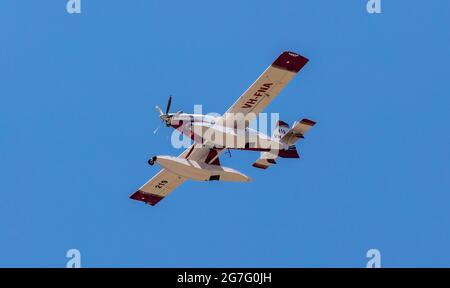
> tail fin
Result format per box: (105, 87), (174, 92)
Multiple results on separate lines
(272, 120), (290, 140)
(274, 120), (300, 158)
(277, 146), (300, 158)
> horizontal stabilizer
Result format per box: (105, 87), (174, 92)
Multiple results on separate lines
(281, 118), (316, 146)
(252, 152), (278, 169)
(252, 152), (277, 169)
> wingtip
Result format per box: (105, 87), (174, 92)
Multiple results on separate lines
(300, 118), (317, 126)
(252, 163), (269, 169)
(272, 51), (309, 73)
(130, 190), (164, 206)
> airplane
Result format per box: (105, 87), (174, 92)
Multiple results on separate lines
(130, 51), (316, 206)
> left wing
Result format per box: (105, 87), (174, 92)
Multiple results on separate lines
(130, 169), (187, 206)
(220, 51), (309, 127)
(130, 143), (223, 206)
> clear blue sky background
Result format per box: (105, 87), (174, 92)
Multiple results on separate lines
(1, 0), (449, 267)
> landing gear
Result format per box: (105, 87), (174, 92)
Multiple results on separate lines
(148, 156), (157, 166)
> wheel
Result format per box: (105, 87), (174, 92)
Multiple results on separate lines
(148, 156), (157, 166)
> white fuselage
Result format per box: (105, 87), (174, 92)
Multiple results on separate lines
(167, 113), (285, 151)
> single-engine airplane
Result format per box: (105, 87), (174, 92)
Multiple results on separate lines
(130, 51), (316, 206)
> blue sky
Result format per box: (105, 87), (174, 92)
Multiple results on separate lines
(1, 0), (449, 267)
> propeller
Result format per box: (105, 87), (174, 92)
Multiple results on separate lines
(154, 95), (174, 132)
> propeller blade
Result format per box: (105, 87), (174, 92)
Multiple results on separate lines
(155, 105), (163, 116)
(165, 96), (172, 115)
(153, 123), (161, 134)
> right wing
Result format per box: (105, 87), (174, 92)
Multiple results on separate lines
(220, 51), (309, 128)
(130, 143), (224, 206)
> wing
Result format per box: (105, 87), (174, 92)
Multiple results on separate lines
(130, 169), (186, 206)
(221, 51), (309, 127)
(130, 143), (224, 206)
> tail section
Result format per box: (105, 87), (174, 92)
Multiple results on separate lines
(272, 120), (290, 140)
(252, 151), (278, 169)
(274, 120), (301, 158)
(252, 118), (316, 169)
(281, 118), (316, 145)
